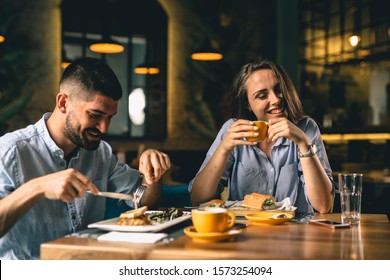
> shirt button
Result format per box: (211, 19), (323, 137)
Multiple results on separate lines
(60, 162), (65, 167)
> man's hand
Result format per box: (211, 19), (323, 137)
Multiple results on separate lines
(138, 149), (171, 185)
(0, 169), (99, 236)
(33, 168), (99, 203)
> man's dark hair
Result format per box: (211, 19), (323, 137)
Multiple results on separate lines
(60, 57), (122, 100)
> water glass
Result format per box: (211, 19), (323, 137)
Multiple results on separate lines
(338, 173), (363, 225)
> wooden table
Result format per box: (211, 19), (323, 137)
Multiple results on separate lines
(40, 213), (390, 260)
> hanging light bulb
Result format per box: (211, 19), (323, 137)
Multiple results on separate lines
(0, 34), (5, 43)
(348, 35), (361, 47)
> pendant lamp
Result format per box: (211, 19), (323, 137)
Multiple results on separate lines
(88, 1), (125, 54)
(134, 63), (160, 75)
(89, 35), (125, 54)
(134, 39), (160, 75)
(191, 40), (223, 61)
(61, 48), (72, 69)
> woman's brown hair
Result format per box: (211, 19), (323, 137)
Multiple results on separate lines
(230, 57), (305, 124)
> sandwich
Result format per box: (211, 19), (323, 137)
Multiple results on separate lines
(116, 206), (151, 226)
(241, 192), (276, 210)
(205, 199), (225, 208)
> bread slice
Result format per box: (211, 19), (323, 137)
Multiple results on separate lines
(119, 206), (148, 219)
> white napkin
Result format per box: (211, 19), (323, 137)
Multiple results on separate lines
(272, 197), (297, 211)
(97, 231), (168, 244)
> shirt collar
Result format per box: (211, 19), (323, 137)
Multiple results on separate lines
(36, 113), (65, 157)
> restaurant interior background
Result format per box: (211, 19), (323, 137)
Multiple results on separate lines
(0, 0), (389, 215)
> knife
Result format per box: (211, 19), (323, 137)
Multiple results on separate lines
(86, 190), (133, 200)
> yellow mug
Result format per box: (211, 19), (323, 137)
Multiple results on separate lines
(191, 208), (235, 233)
(245, 120), (268, 142)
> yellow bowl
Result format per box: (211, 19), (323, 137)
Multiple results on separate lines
(245, 211), (294, 225)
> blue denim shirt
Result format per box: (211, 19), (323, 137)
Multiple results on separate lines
(189, 117), (335, 214)
(0, 113), (140, 259)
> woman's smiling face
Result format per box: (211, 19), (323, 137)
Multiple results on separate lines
(245, 69), (285, 122)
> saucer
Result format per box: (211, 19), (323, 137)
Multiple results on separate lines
(183, 226), (242, 243)
(245, 211), (294, 225)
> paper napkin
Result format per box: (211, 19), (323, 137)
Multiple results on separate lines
(273, 197), (297, 211)
(97, 231), (168, 244)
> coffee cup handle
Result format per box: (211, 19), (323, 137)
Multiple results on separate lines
(226, 211), (235, 230)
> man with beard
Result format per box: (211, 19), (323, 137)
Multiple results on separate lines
(0, 57), (171, 259)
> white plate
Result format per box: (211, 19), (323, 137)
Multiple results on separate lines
(88, 211), (192, 232)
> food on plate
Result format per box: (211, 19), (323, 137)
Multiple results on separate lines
(117, 206), (151, 226)
(148, 207), (184, 223)
(241, 192), (276, 210)
(116, 207), (185, 226)
(205, 199), (225, 208)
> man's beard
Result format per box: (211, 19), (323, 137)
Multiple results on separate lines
(64, 114), (101, 151)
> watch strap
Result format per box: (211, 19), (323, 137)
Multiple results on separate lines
(298, 143), (317, 158)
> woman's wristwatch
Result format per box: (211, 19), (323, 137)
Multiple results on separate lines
(298, 143), (317, 158)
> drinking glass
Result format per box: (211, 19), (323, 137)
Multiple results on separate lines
(338, 173), (363, 225)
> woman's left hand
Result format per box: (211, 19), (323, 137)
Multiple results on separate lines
(267, 117), (309, 146)
(138, 149), (171, 184)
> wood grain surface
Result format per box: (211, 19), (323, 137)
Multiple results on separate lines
(40, 214), (390, 260)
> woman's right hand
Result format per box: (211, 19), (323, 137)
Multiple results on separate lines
(220, 119), (258, 153)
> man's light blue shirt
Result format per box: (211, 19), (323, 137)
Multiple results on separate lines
(189, 117), (335, 214)
(0, 113), (140, 259)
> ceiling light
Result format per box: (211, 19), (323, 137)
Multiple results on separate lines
(0, 35), (5, 43)
(134, 64), (160, 75)
(61, 60), (71, 69)
(61, 48), (72, 69)
(191, 40), (223, 61)
(134, 38), (160, 75)
(348, 35), (361, 47)
(89, 37), (125, 54)
(191, 51), (223, 61)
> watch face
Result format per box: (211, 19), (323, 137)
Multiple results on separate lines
(312, 144), (317, 154)
(299, 144), (316, 157)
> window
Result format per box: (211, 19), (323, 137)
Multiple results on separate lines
(63, 32), (166, 139)
(298, 0), (390, 130)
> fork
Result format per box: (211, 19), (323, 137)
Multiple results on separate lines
(133, 185), (147, 204)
